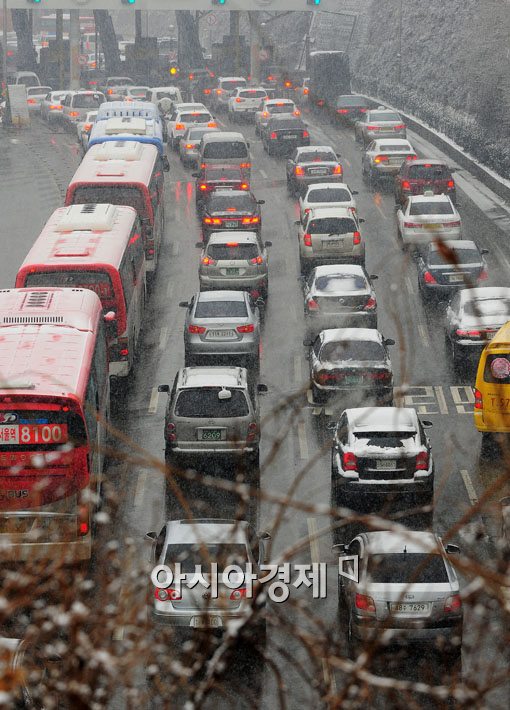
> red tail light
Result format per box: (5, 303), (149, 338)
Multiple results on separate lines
(404, 221), (422, 228)
(230, 588), (247, 601)
(246, 422), (258, 442)
(199, 183), (208, 191)
(69, 111), (79, 117)
(249, 255), (263, 264)
(117, 337), (129, 360)
(447, 180), (455, 189)
(240, 163), (251, 170)
(479, 269), (488, 280)
(293, 110), (301, 117)
(203, 89), (211, 95)
(175, 123), (184, 131)
(333, 165), (343, 175)
(216, 89), (222, 95)
(302, 130), (310, 138)
(359, 108), (367, 113)
(78, 505), (89, 536)
(355, 593), (375, 612)
(201, 256), (216, 266)
(50, 104), (63, 111)
(374, 155), (389, 164)
(235, 97), (242, 103)
(448, 221), (461, 228)
(207, 122), (217, 128)
(270, 132), (277, 140)
(456, 328), (481, 337)
(393, 124), (406, 130)
(353, 231), (361, 245)
(406, 154), (417, 161)
(303, 88), (309, 95)
(185, 143), (194, 149)
(243, 216), (260, 225)
(237, 324), (255, 333)
(240, 183), (249, 190)
(307, 298), (319, 311)
(424, 271), (437, 284)
(203, 217), (222, 225)
(444, 594), (462, 613)
(366, 126), (377, 131)
(415, 451), (429, 471)
(316, 371), (345, 385)
(342, 451), (358, 472)
(474, 389), (483, 410)
(364, 296), (376, 310)
(107, 89), (114, 95)
(366, 371), (390, 381)
(188, 325), (206, 334)
(83, 122), (92, 132)
(401, 180), (411, 190)
(336, 108), (349, 114)
(295, 166), (305, 176)
(303, 233), (312, 247)
(166, 422), (176, 441)
(155, 587), (181, 602)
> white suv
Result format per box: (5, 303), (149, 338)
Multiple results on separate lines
(227, 87), (267, 121)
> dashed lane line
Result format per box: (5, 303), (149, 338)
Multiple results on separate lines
(405, 276), (415, 294)
(260, 168), (268, 179)
(298, 421), (309, 460)
(159, 327), (169, 350)
(293, 354), (302, 385)
(134, 472), (147, 507)
(148, 387), (160, 414)
(460, 469), (479, 507)
(434, 385), (449, 415)
(307, 517), (320, 564)
(417, 323), (431, 348)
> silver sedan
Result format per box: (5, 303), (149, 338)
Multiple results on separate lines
(180, 290), (261, 369)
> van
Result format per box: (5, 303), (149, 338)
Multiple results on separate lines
(474, 322), (510, 441)
(198, 132), (251, 178)
(8, 71), (40, 88)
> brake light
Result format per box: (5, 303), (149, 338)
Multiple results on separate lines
(50, 104), (62, 111)
(240, 163), (251, 169)
(415, 451), (429, 471)
(307, 298), (319, 311)
(207, 122), (217, 128)
(447, 180), (455, 189)
(406, 154), (417, 161)
(201, 256), (216, 266)
(423, 271), (436, 284)
(78, 505), (89, 536)
(374, 155), (389, 163)
(237, 324), (255, 333)
(333, 165), (343, 174)
(185, 143), (193, 149)
(355, 593), (375, 612)
(216, 89), (222, 95)
(188, 325), (206, 334)
(444, 594), (462, 613)
(316, 371), (344, 385)
(199, 184), (208, 191)
(366, 126), (377, 131)
(270, 132), (277, 140)
(367, 371), (389, 381)
(342, 452), (358, 471)
(203, 88), (211, 95)
(249, 255), (263, 264)
(393, 124), (406, 130)
(175, 123), (185, 131)
(166, 422), (176, 441)
(284, 81), (292, 88)
(155, 587), (181, 602)
(226, 242), (239, 247)
(240, 183), (249, 190)
(230, 588), (247, 601)
(83, 122), (92, 132)
(336, 108), (349, 114)
(117, 337), (129, 360)
(27, 98), (37, 105)
(474, 389), (483, 410)
(246, 421), (258, 442)
(295, 166), (305, 176)
(262, 111), (269, 118)
(448, 220), (461, 227)
(401, 180), (411, 190)
(107, 88), (114, 95)
(303, 130), (310, 138)
(364, 296), (376, 310)
(303, 233), (312, 247)
(456, 329), (481, 337)
(359, 108), (367, 112)
(404, 222), (422, 228)
(69, 111), (79, 117)
(203, 217), (222, 225)
(243, 216), (260, 225)
(353, 231), (361, 245)
(235, 97), (242, 103)
(293, 110), (301, 117)
(479, 269), (488, 280)
(303, 88), (309, 95)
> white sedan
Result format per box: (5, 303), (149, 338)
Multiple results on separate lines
(166, 103), (213, 149)
(362, 138), (417, 179)
(227, 87), (267, 121)
(26, 85), (53, 114)
(396, 194), (462, 248)
(299, 182), (358, 223)
(254, 98), (299, 135)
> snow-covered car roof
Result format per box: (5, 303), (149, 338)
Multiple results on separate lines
(179, 366), (247, 389)
(458, 286), (510, 303)
(307, 206), (357, 218)
(207, 231), (259, 246)
(304, 182), (351, 193)
(319, 328), (384, 345)
(363, 531), (442, 556)
(345, 406), (417, 432)
(373, 139), (413, 149)
(195, 290), (247, 303)
(408, 194), (453, 204)
(312, 264), (367, 279)
(163, 519), (250, 547)
(428, 239), (477, 252)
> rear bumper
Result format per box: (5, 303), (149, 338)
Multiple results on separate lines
(199, 274), (268, 292)
(167, 443), (258, 456)
(152, 608), (246, 628)
(403, 228), (461, 244)
(185, 338), (258, 358)
(299, 249), (365, 267)
(352, 616), (462, 644)
(295, 175), (344, 190)
(474, 409), (510, 433)
(332, 476), (434, 500)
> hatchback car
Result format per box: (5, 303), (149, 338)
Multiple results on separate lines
(445, 287), (510, 365)
(201, 189), (264, 240)
(262, 115), (310, 156)
(417, 240), (488, 298)
(212, 76), (247, 111)
(286, 146), (343, 196)
(147, 518), (270, 631)
(254, 98), (299, 135)
(304, 328), (394, 407)
(331, 407), (434, 507)
(297, 206), (366, 273)
(355, 107), (407, 146)
(333, 95), (370, 124)
(40, 90), (71, 123)
(198, 232), (271, 300)
(299, 183), (358, 222)
(168, 107), (215, 149)
(395, 159), (456, 206)
(180, 290), (261, 369)
(396, 195), (462, 248)
(228, 87), (268, 121)
(336, 531), (462, 651)
(302, 264), (378, 337)
(179, 125), (220, 167)
(362, 139), (417, 180)
(26, 85), (53, 114)
(158, 366), (267, 464)
(194, 166), (250, 211)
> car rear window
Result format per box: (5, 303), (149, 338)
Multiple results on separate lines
(299, 150), (336, 162)
(367, 553), (449, 584)
(19, 76), (40, 88)
(269, 119), (303, 130)
(428, 248), (480, 266)
(409, 201), (454, 215)
(378, 144), (411, 152)
(336, 96), (369, 108)
(164, 543), (248, 572)
(353, 430), (416, 441)
(307, 188), (351, 204)
(203, 142), (248, 159)
(240, 90), (266, 99)
(175, 388), (250, 418)
(314, 274), (367, 292)
(73, 94), (103, 108)
(189, 127), (216, 140)
(204, 168), (242, 181)
(464, 298), (510, 318)
(208, 194), (255, 211)
(408, 165), (450, 180)
(269, 104), (294, 114)
(156, 91), (179, 100)
(194, 300), (248, 318)
(320, 340), (386, 362)
(484, 354), (510, 384)
(180, 112), (211, 123)
(207, 243), (259, 261)
(370, 112), (401, 122)
(308, 218), (357, 235)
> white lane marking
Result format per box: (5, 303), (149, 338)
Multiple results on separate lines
(434, 385), (448, 415)
(171, 242), (180, 257)
(460, 469), (478, 506)
(492, 242), (510, 275)
(307, 517), (320, 563)
(297, 421), (309, 460)
(293, 354), (302, 384)
(112, 627), (125, 641)
(159, 327), (169, 350)
(342, 157), (351, 169)
(417, 323), (431, 347)
(260, 168), (268, 179)
(166, 282), (174, 298)
(134, 471), (147, 507)
(450, 385), (474, 414)
(148, 387), (160, 414)
(375, 202), (387, 220)
(405, 276), (415, 295)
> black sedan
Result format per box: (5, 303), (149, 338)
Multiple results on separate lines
(261, 115), (310, 156)
(194, 165), (249, 211)
(286, 145), (343, 196)
(417, 240), (488, 299)
(333, 94), (370, 124)
(201, 189), (264, 241)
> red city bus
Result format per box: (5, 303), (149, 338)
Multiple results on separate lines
(15, 203), (146, 378)
(0, 288), (109, 563)
(64, 141), (165, 277)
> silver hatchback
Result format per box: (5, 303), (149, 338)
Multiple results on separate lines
(198, 232), (271, 300)
(158, 367), (267, 465)
(180, 290), (261, 369)
(336, 531), (463, 653)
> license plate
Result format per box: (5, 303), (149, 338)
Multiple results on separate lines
(344, 376), (360, 385)
(424, 224), (441, 230)
(322, 239), (343, 250)
(389, 602), (430, 614)
(224, 221), (239, 228)
(309, 168), (328, 175)
(199, 429), (222, 441)
(376, 459), (397, 470)
(225, 268), (239, 275)
(448, 274), (464, 283)
(282, 134), (297, 140)
(205, 330), (236, 339)
(485, 332), (495, 340)
(190, 615), (222, 628)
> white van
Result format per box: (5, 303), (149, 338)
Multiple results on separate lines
(198, 132), (251, 178)
(8, 71), (41, 88)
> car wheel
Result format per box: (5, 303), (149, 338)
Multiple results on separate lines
(312, 382), (327, 405)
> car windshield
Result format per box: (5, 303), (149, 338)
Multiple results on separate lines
(180, 113), (211, 123)
(367, 553), (449, 584)
(129, 88), (148, 96)
(370, 112), (401, 122)
(73, 94), (103, 108)
(314, 275), (367, 292)
(464, 298), (510, 317)
(409, 201), (454, 215)
(19, 76), (40, 88)
(207, 243), (259, 261)
(156, 91), (178, 100)
(194, 300), (248, 318)
(203, 142), (248, 159)
(308, 218), (357, 234)
(175, 388), (249, 418)
(299, 151), (336, 162)
(307, 188), (351, 203)
(408, 165), (450, 179)
(428, 248), (480, 265)
(208, 195), (255, 211)
(163, 543), (248, 572)
(320, 340), (386, 362)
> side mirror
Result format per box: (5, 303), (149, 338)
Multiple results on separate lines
(191, 172), (199, 178)
(359, 218), (366, 224)
(336, 153), (341, 159)
(294, 220), (301, 226)
(369, 274), (378, 280)
(257, 383), (268, 394)
(195, 242), (204, 248)
(157, 384), (170, 393)
(394, 204), (400, 211)
(445, 543), (460, 554)
(481, 248), (489, 255)
(303, 338), (313, 347)
(383, 338), (395, 346)
(255, 297), (265, 307)
(104, 310), (116, 322)
(258, 530), (272, 541)
(421, 420), (433, 428)
(246, 142), (250, 148)
(258, 200), (265, 205)
(178, 301), (189, 308)
(145, 531), (157, 541)
(331, 543), (348, 554)
(351, 190), (359, 195)
(264, 240), (272, 247)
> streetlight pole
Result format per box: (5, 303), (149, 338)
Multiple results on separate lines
(396, 0), (403, 84)
(2, 0), (8, 96)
